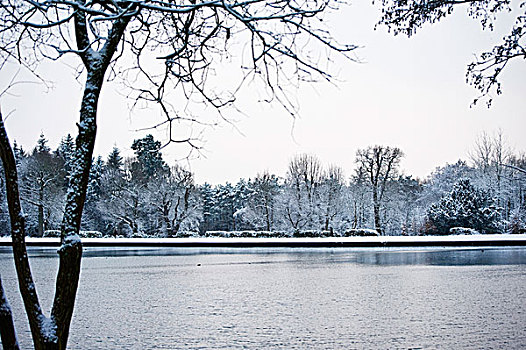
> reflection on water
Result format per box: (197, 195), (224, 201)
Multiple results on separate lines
(3, 246), (525, 266)
(1, 247), (525, 349)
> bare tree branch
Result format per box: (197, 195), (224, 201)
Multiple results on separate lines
(375, 0), (524, 106)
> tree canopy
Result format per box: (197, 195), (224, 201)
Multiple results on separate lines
(1, 0), (356, 124)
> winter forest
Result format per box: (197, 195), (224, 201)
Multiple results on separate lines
(2, 130), (525, 238)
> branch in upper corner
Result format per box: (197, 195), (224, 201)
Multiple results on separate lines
(375, 0), (525, 107)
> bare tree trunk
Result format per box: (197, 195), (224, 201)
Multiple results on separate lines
(372, 188), (382, 234)
(264, 201), (271, 232)
(38, 177), (44, 237)
(0, 275), (19, 350)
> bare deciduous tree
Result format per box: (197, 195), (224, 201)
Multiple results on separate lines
(355, 145), (403, 234)
(470, 129), (512, 203)
(285, 154), (324, 230)
(251, 171), (281, 231)
(147, 164), (200, 237)
(0, 0), (355, 348)
(320, 165), (345, 232)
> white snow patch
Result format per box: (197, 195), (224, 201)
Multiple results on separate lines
(450, 227), (480, 235)
(37, 314), (57, 342)
(64, 234), (81, 245)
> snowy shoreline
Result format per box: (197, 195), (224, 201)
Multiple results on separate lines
(1, 234), (525, 247)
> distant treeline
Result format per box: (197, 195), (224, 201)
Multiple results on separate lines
(0, 131), (524, 237)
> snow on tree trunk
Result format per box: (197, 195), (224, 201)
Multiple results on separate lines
(0, 115), (58, 350)
(51, 67), (107, 349)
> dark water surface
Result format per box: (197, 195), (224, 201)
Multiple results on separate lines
(1, 247), (525, 349)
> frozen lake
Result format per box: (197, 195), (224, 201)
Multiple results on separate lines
(1, 247), (525, 349)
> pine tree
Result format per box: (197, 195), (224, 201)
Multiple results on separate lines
(56, 134), (76, 186)
(12, 140), (26, 165)
(130, 135), (168, 183)
(19, 133), (64, 236)
(56, 134), (75, 160)
(35, 132), (51, 154)
(427, 179), (501, 234)
(82, 156), (105, 233)
(199, 183), (215, 234)
(87, 156), (104, 200)
(106, 146), (123, 172)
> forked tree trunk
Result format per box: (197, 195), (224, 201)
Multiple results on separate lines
(0, 112), (84, 350)
(0, 61), (103, 350)
(0, 6), (132, 350)
(0, 75), (104, 349)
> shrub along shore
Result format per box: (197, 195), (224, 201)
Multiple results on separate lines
(1, 234), (525, 248)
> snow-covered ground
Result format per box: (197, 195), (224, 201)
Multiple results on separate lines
(0, 234), (525, 247)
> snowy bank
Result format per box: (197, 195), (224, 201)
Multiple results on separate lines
(0, 235), (525, 247)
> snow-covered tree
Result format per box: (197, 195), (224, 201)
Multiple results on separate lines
(82, 156), (105, 232)
(0, 162), (8, 236)
(35, 132), (51, 154)
(19, 134), (65, 236)
(214, 183), (237, 231)
(282, 154), (324, 231)
(99, 157), (147, 236)
(355, 145), (404, 234)
(145, 165), (201, 236)
(12, 140), (26, 165)
(199, 183), (216, 234)
(426, 179), (501, 234)
(423, 161), (475, 203)
(106, 146), (124, 173)
(130, 135), (169, 184)
(347, 178), (371, 230)
(249, 172), (281, 231)
(319, 165), (347, 232)
(383, 175), (424, 235)
(55, 134), (76, 186)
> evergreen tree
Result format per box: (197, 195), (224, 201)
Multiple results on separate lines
(56, 134), (76, 186)
(106, 146), (123, 172)
(56, 134), (75, 160)
(427, 179), (501, 234)
(82, 156), (105, 232)
(215, 183), (237, 231)
(13, 140), (26, 165)
(87, 156), (104, 200)
(199, 183), (216, 234)
(35, 132), (51, 154)
(130, 135), (168, 183)
(20, 133), (64, 236)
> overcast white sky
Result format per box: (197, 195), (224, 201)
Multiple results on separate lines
(1, 2), (525, 185)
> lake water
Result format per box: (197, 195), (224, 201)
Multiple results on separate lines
(1, 247), (525, 349)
